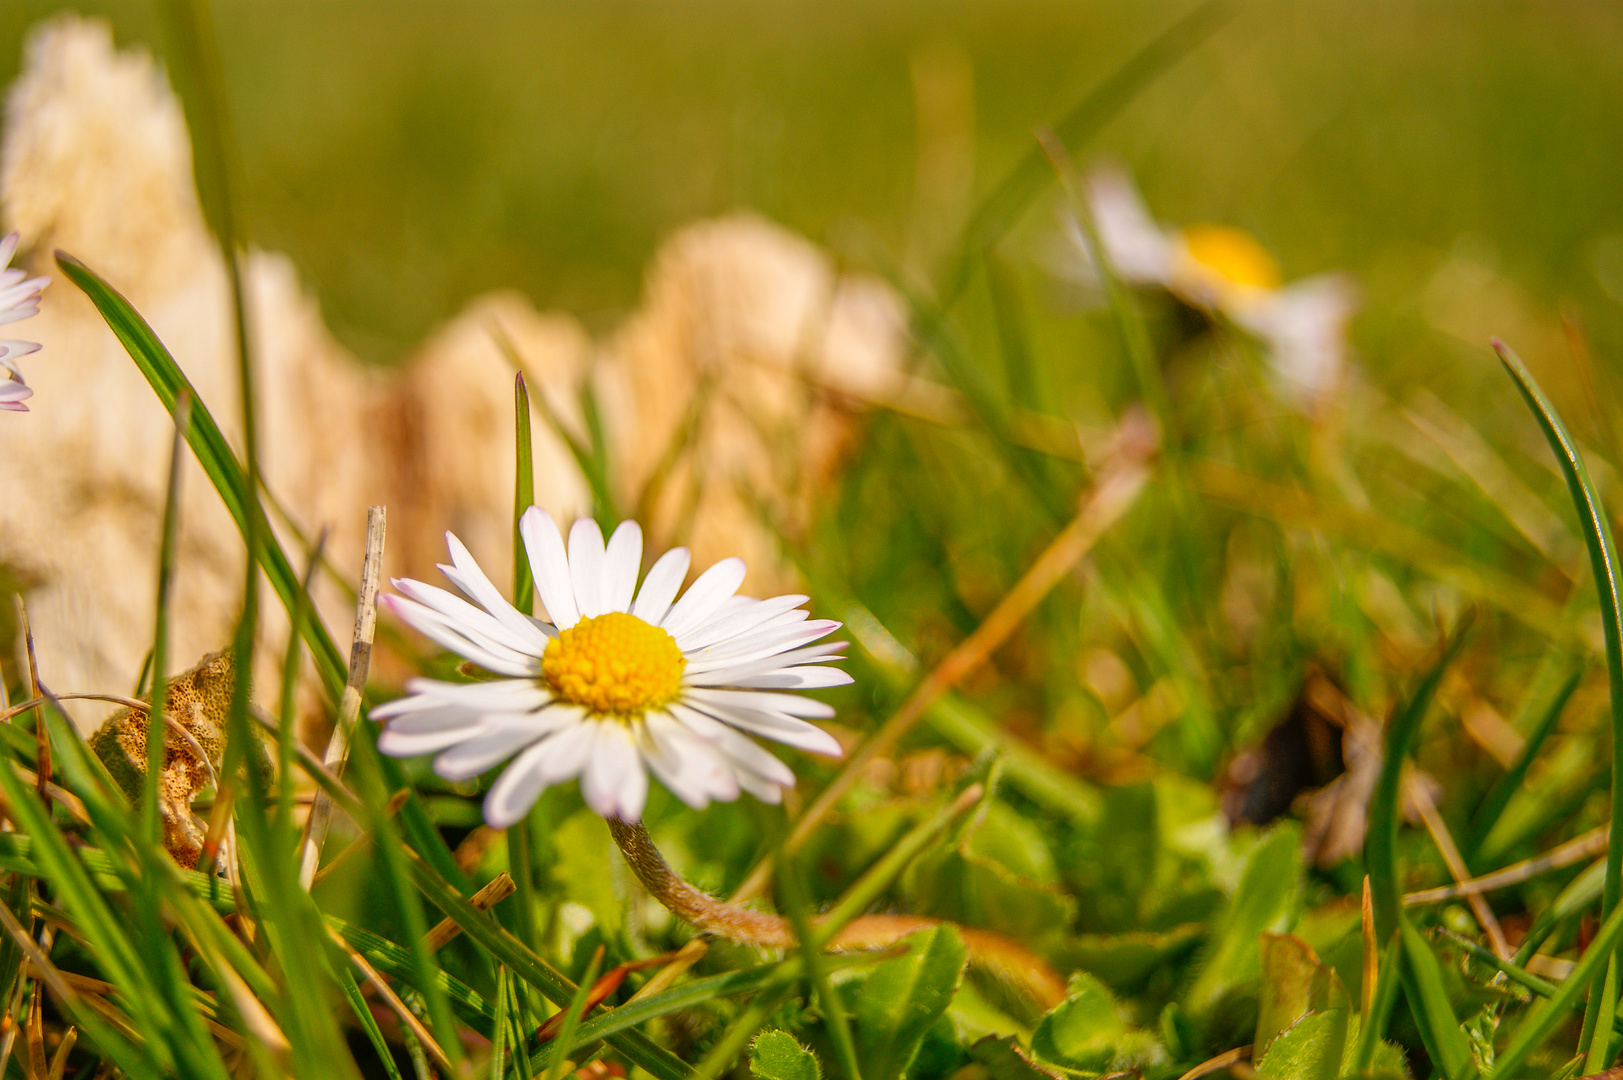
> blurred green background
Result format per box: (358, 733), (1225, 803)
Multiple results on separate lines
(4, 0), (1622, 382)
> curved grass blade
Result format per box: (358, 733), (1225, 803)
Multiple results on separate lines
(1465, 654), (1584, 864)
(1491, 888), (1623, 1077)
(543, 945), (603, 1080)
(54, 252), (346, 699)
(1495, 339), (1623, 1060)
(1363, 621), (1475, 1077)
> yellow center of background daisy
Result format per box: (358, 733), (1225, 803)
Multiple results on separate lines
(542, 612), (685, 715)
(1178, 224), (1282, 293)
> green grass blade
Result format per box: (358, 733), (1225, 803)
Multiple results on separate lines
(1351, 935), (1402, 1073)
(514, 373), (536, 616)
(777, 851), (861, 1080)
(341, 966), (405, 1080)
(1465, 654), (1584, 864)
(400, 846), (695, 1080)
(54, 252), (346, 699)
(1366, 621), (1474, 942)
(1495, 339), (1623, 1060)
(543, 945), (603, 1080)
(1399, 920), (1474, 1079)
(143, 392), (190, 847)
(1491, 884), (1623, 1077)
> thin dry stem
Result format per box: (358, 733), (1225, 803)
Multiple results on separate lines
(1405, 826), (1608, 906)
(1175, 1047), (1251, 1080)
(733, 426), (1153, 902)
(1407, 775), (1510, 959)
(424, 872), (516, 951)
(13, 599), (48, 805)
(299, 506), (386, 889)
(334, 929), (456, 1075)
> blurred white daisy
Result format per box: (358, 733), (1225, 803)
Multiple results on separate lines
(1066, 169), (1356, 407)
(372, 509), (849, 825)
(0, 232), (47, 412)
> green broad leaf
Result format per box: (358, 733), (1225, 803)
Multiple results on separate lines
(748, 1031), (821, 1080)
(1254, 1010), (1348, 1080)
(911, 797), (1076, 950)
(1254, 933), (1348, 1059)
(1053, 924), (1204, 994)
(850, 926), (969, 1080)
(1028, 974), (1124, 1071)
(1184, 820), (1303, 1022)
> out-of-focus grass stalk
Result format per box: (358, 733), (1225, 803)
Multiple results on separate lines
(143, 392), (190, 846)
(1035, 129), (1171, 442)
(1464, 655), (1584, 865)
(776, 851), (861, 1080)
(734, 435), (1148, 900)
(1363, 622), (1474, 1077)
(276, 531), (328, 838)
(939, 0), (1229, 307)
(1495, 340), (1623, 1067)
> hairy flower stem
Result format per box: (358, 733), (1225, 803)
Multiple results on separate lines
(606, 807), (1067, 1009)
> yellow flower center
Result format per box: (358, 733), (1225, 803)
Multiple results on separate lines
(1176, 224), (1282, 296)
(541, 612), (685, 716)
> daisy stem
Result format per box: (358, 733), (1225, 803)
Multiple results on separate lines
(606, 782), (982, 951)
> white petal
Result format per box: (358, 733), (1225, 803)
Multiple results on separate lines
(713, 727), (798, 789)
(1232, 274), (1357, 406)
(380, 595), (538, 677)
(0, 234), (16, 269)
(440, 532), (552, 650)
(393, 578), (541, 661)
(686, 642), (848, 684)
(685, 697), (843, 757)
(581, 723), (647, 821)
(631, 547), (690, 625)
(684, 688), (835, 720)
(398, 676), (552, 708)
(660, 558), (746, 639)
(482, 717), (592, 828)
(602, 521), (643, 614)
(682, 621), (842, 675)
(1085, 168), (1175, 285)
(434, 726), (549, 781)
(722, 668), (855, 690)
(568, 518), (608, 618)
(641, 713), (740, 808)
(521, 507), (580, 629)
(675, 594), (809, 652)
(380, 720), (493, 757)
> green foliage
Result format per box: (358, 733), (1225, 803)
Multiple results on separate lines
(846, 927), (968, 1080)
(1184, 821), (1303, 1024)
(750, 1031), (822, 1080)
(12, 6), (1623, 1078)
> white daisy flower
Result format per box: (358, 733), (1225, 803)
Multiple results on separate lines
(0, 232), (47, 413)
(1065, 168), (1356, 407)
(372, 509), (850, 826)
